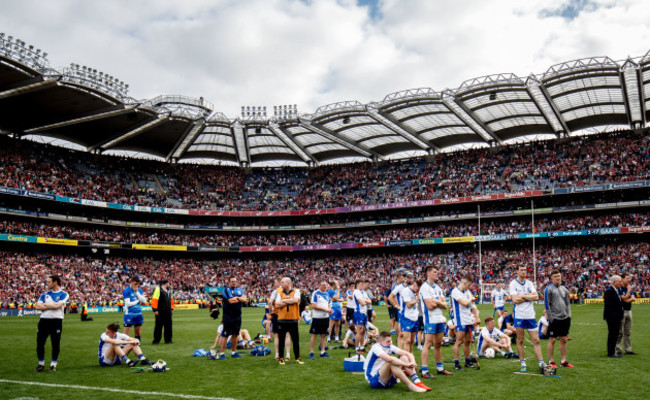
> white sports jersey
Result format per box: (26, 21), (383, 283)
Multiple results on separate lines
(38, 290), (69, 320)
(98, 332), (129, 362)
(400, 286), (419, 321)
(301, 309), (312, 324)
(491, 289), (507, 307)
(353, 289), (368, 314)
(419, 281), (446, 324)
(364, 343), (401, 381)
(346, 289), (356, 310)
(509, 278), (536, 320)
(478, 326), (504, 353)
(538, 315), (548, 333)
(450, 287), (474, 327)
(311, 290), (331, 319)
(390, 283), (407, 310)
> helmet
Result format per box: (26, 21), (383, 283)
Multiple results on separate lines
(151, 359), (167, 372)
(485, 348), (496, 359)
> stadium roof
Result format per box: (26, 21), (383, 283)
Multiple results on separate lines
(0, 34), (648, 166)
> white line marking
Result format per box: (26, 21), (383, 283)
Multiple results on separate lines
(0, 379), (236, 400)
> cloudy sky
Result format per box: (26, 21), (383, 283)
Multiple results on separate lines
(1, 0), (648, 119)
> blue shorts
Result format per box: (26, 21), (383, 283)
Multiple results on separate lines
(424, 322), (446, 335)
(353, 312), (368, 326)
(367, 373), (397, 389)
(124, 314), (144, 327)
(330, 307), (342, 321)
(99, 355), (121, 367)
(456, 324), (474, 333)
(514, 318), (538, 330)
(494, 306), (505, 311)
(400, 317), (419, 333)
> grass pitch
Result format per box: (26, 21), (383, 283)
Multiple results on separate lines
(1, 304), (647, 400)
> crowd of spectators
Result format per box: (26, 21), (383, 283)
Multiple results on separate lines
(2, 211), (648, 247)
(1, 130), (648, 211)
(1, 241), (648, 308)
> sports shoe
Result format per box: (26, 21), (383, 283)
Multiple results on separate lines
(34, 365), (45, 372)
(520, 365), (527, 373)
(278, 358), (285, 365)
(320, 352), (331, 358)
(49, 365), (56, 372)
(285, 355), (291, 361)
(454, 364), (462, 371)
(560, 361), (574, 368)
(464, 362), (477, 369)
(549, 360), (558, 369)
(295, 358), (304, 365)
(231, 353), (243, 359)
(437, 369), (452, 376)
(417, 345), (423, 351)
(140, 359), (153, 366)
(309, 353), (315, 360)
(127, 359), (139, 367)
(414, 382), (431, 391)
(421, 371), (436, 379)
(218, 354), (227, 361)
(539, 362), (547, 375)
(390, 330), (396, 335)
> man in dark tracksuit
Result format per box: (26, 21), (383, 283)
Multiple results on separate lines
(603, 275), (623, 358)
(151, 280), (174, 344)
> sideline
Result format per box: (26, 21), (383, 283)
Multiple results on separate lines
(0, 379), (236, 400)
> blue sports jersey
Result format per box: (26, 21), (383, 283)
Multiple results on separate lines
(222, 287), (244, 319)
(328, 289), (342, 310)
(123, 286), (144, 315)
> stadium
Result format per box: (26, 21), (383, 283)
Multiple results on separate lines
(0, 2), (648, 400)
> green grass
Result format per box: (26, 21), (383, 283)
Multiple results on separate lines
(0, 305), (648, 400)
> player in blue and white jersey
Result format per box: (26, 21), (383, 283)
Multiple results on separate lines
(478, 317), (514, 358)
(98, 322), (152, 367)
(34, 275), (69, 372)
(388, 270), (413, 349)
(309, 281), (333, 359)
(509, 265), (545, 373)
(398, 279), (421, 353)
(123, 276), (147, 343)
(363, 331), (429, 392)
(327, 280), (343, 342)
(419, 265), (452, 378)
(353, 279), (372, 353)
(538, 310), (549, 339)
(491, 282), (510, 318)
(450, 275), (478, 370)
(345, 281), (356, 333)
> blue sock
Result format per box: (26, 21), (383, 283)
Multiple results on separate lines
(121, 355), (129, 363)
(138, 354), (145, 360)
(436, 362), (444, 371)
(465, 357), (471, 364)
(421, 365), (428, 372)
(454, 359), (460, 365)
(410, 373), (421, 383)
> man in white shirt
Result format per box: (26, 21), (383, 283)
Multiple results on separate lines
(309, 281), (333, 359)
(478, 317), (514, 358)
(269, 278), (290, 360)
(363, 331), (430, 392)
(34, 275), (69, 372)
(398, 279), (421, 353)
(419, 265), (452, 378)
(450, 275), (478, 370)
(98, 323), (152, 367)
(491, 282), (509, 318)
(353, 279), (372, 353)
(388, 270), (413, 349)
(509, 265), (545, 374)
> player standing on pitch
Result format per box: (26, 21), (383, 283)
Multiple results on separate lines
(509, 265), (546, 374)
(123, 276), (147, 343)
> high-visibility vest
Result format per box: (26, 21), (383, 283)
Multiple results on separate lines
(276, 288), (300, 320)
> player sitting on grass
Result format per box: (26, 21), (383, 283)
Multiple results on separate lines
(478, 317), (515, 358)
(99, 323), (152, 367)
(212, 324), (255, 350)
(364, 331), (430, 392)
(341, 321), (379, 349)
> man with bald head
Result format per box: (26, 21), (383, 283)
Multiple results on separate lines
(275, 277), (303, 365)
(603, 275), (624, 358)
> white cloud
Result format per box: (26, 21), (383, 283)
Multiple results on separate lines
(1, 0), (648, 118)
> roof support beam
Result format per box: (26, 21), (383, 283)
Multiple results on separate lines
(24, 105), (137, 134)
(299, 121), (382, 160)
(166, 120), (205, 162)
(620, 61), (645, 128)
(0, 78), (57, 101)
(232, 121), (250, 167)
(368, 108), (439, 153)
(268, 124), (317, 165)
(537, 83), (572, 136)
(442, 96), (502, 145)
(90, 113), (168, 151)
